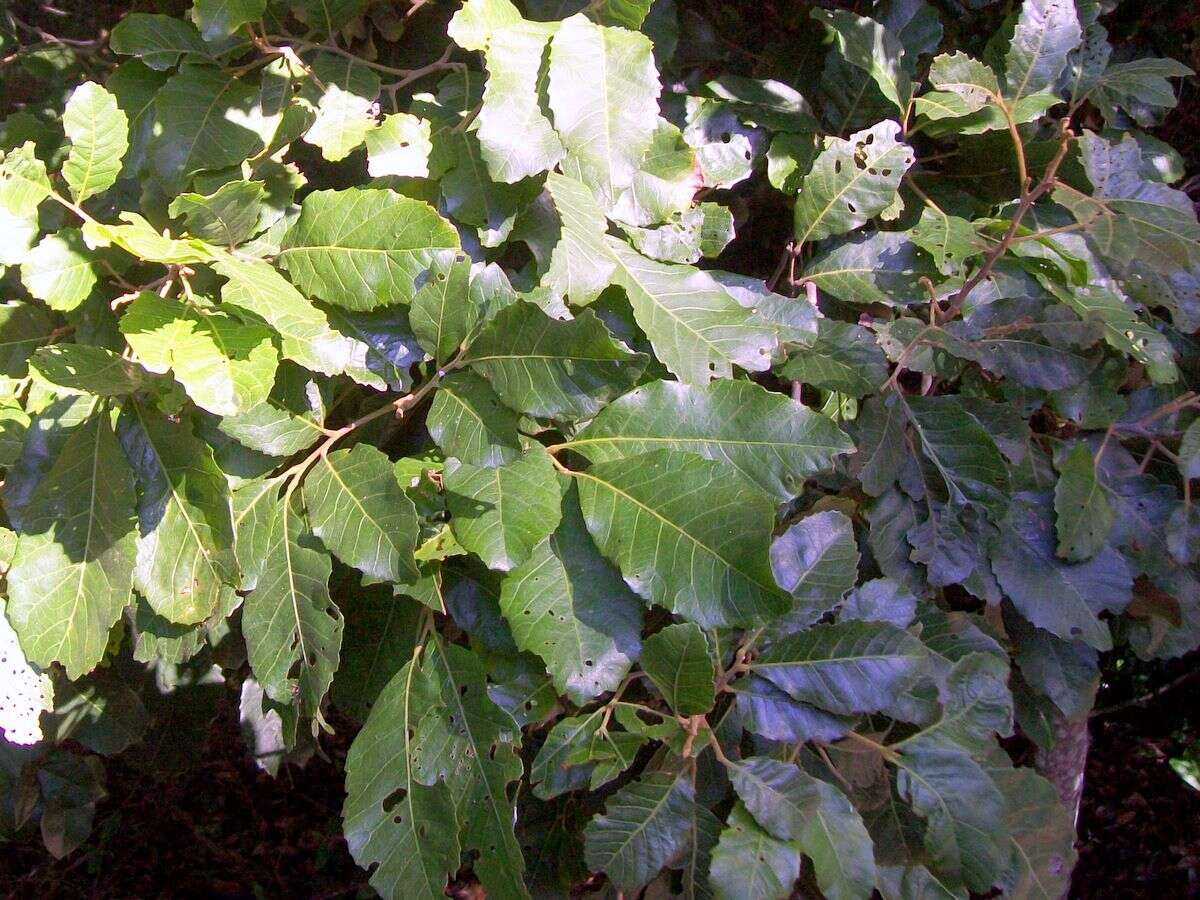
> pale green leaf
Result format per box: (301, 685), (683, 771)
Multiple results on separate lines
(366, 113), (433, 178)
(640, 621), (715, 716)
(1004, 0), (1081, 102)
(191, 0), (267, 40)
(168, 179), (267, 247)
(61, 82), (129, 203)
(120, 292), (278, 417)
(21, 231), (96, 312)
(710, 803), (801, 900)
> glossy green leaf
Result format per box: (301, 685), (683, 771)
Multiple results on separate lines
(464, 301), (646, 419)
(445, 446), (563, 572)
(567, 379), (853, 501)
(751, 621), (926, 715)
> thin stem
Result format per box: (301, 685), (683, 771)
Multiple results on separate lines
(706, 729), (734, 767)
(843, 730), (901, 764)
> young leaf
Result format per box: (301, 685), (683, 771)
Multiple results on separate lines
(641, 623), (715, 715)
(303, 444), (421, 583)
(575, 449), (788, 628)
(499, 485), (642, 705)
(61, 83), (129, 203)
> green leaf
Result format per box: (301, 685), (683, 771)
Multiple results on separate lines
(793, 121), (915, 245)
(989, 764), (1077, 899)
(149, 64), (265, 190)
(7, 412), (137, 679)
(334, 590), (424, 721)
(291, 0), (369, 34)
(751, 621), (926, 715)
(895, 738), (1009, 893)
(409, 252), (474, 365)
(427, 370), (523, 469)
(910, 208), (982, 276)
(0, 301), (54, 376)
(547, 14), (660, 209)
(780, 320), (888, 399)
(445, 446), (564, 572)
(811, 9), (912, 113)
(730, 758), (876, 900)
(927, 52), (1001, 112)
(1003, 0), (1082, 102)
(305, 84), (377, 163)
(544, 171), (619, 306)
(20, 231), (97, 312)
(802, 231), (935, 306)
(1058, 132), (1200, 275)
(0, 142), (50, 266)
(464, 301), (647, 419)
(214, 256), (401, 387)
(584, 770), (695, 894)
(342, 648), (464, 899)
(641, 622), (715, 715)
(120, 292), (278, 417)
(1053, 442), (1113, 561)
(241, 497), (342, 717)
(575, 449), (787, 628)
(567, 379), (852, 501)
(61, 82), (128, 203)
(303, 444), (420, 583)
(991, 492), (1128, 650)
(191, 0), (267, 40)
(709, 803), (801, 900)
(499, 484), (642, 704)
(451, 7), (563, 182)
(168, 179), (267, 246)
(366, 113), (433, 178)
(278, 188), (460, 311)
(770, 511), (861, 627)
(608, 238), (779, 384)
(121, 405), (239, 625)
(903, 396), (1010, 521)
(30, 345), (154, 397)
(109, 14), (210, 71)
(1179, 420), (1200, 481)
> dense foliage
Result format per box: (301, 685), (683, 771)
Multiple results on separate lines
(0, 0), (1198, 896)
